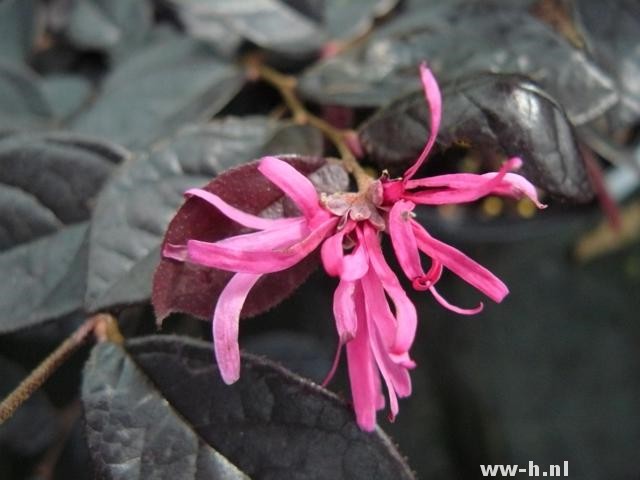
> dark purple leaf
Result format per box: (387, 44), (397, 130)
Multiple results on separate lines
(359, 73), (594, 202)
(300, 6), (617, 125)
(82, 335), (415, 479)
(85, 117), (330, 313)
(152, 153), (348, 324)
(82, 340), (250, 480)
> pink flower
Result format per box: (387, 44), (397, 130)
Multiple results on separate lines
(163, 63), (545, 431)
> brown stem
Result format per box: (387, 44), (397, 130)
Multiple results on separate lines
(0, 313), (118, 424)
(247, 60), (374, 191)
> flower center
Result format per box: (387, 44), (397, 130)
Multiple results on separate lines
(320, 179), (386, 230)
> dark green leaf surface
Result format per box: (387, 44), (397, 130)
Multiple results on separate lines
(66, 0), (153, 59)
(0, 62), (53, 131)
(168, 0), (325, 55)
(0, 133), (128, 250)
(71, 35), (244, 149)
(85, 118), (325, 312)
(82, 340), (250, 480)
(0, 0), (37, 64)
(0, 223), (88, 334)
(83, 335), (415, 479)
(300, 7), (617, 125)
(359, 73), (594, 202)
(171, 0), (398, 56)
(574, 0), (640, 130)
(322, 0), (398, 41)
(39, 75), (93, 120)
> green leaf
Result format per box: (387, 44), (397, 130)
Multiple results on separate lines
(70, 35), (245, 149)
(0, 223), (88, 334)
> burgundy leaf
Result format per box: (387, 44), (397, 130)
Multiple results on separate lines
(152, 155), (348, 325)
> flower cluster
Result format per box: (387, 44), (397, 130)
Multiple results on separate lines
(164, 63), (545, 431)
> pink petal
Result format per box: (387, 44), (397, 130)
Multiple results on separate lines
(184, 217), (338, 273)
(333, 279), (358, 342)
(405, 158), (523, 190)
(217, 217), (308, 251)
(403, 63), (442, 182)
(163, 243), (187, 262)
(388, 200), (423, 279)
(258, 156), (322, 221)
(321, 342), (343, 387)
(405, 158), (523, 205)
(346, 283), (382, 431)
(185, 188), (296, 230)
(321, 222), (355, 277)
(341, 243), (370, 281)
(490, 173), (547, 208)
(429, 285), (484, 315)
(213, 272), (262, 384)
(412, 221), (509, 302)
(360, 267), (398, 344)
(361, 224), (418, 355)
(363, 282), (413, 421)
(322, 222), (369, 281)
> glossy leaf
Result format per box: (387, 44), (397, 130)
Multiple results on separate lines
(71, 35), (244, 149)
(300, 7), (617, 125)
(83, 335), (416, 479)
(82, 340), (250, 480)
(359, 73), (594, 202)
(0, 223), (88, 334)
(0, 132), (128, 250)
(85, 118), (329, 313)
(574, 0), (640, 130)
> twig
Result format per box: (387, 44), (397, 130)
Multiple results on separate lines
(0, 313), (117, 424)
(246, 60), (374, 191)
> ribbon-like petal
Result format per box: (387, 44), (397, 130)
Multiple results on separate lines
(182, 217), (338, 273)
(185, 188), (296, 230)
(403, 63), (442, 182)
(258, 156), (322, 221)
(412, 221), (509, 302)
(213, 272), (262, 384)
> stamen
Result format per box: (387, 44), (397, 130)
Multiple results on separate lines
(321, 341), (344, 387)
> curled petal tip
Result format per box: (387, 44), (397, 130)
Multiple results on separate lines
(220, 370), (240, 385)
(506, 157), (523, 170)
